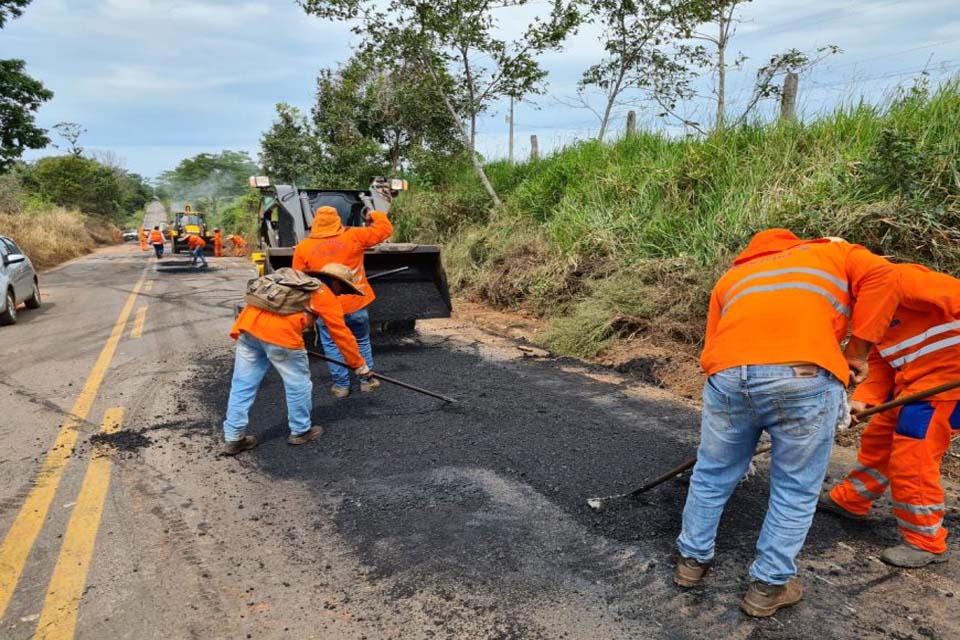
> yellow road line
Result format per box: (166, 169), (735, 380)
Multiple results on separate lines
(34, 408), (124, 640)
(0, 272), (145, 620)
(130, 306), (148, 339)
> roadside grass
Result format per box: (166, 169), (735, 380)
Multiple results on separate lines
(0, 209), (118, 271)
(393, 76), (960, 359)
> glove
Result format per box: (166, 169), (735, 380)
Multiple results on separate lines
(355, 364), (371, 377)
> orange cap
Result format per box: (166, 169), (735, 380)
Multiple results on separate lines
(311, 206), (344, 238)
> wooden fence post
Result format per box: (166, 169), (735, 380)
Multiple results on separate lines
(626, 110), (636, 136)
(530, 135), (539, 160)
(780, 72), (799, 122)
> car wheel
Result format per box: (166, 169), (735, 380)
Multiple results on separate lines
(25, 280), (41, 309)
(0, 289), (17, 326)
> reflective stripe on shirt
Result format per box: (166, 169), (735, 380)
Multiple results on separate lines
(889, 335), (960, 368)
(721, 282), (851, 317)
(879, 319), (960, 358)
(723, 267), (848, 304)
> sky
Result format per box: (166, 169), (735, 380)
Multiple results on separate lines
(4, 0), (960, 179)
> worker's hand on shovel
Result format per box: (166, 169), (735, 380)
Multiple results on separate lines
(848, 400), (868, 425)
(355, 364), (372, 377)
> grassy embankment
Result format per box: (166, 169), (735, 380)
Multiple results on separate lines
(393, 78), (960, 362)
(0, 175), (121, 270)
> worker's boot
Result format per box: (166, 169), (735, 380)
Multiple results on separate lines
(817, 490), (868, 521)
(880, 544), (950, 568)
(288, 426), (324, 446)
(740, 577), (802, 617)
(360, 377), (380, 393)
(674, 555), (711, 588)
(331, 385), (350, 399)
(223, 435), (257, 456)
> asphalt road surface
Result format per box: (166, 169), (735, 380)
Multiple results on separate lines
(1, 243), (958, 639)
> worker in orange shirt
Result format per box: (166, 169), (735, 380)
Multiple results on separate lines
(186, 233), (207, 268)
(213, 228), (223, 257)
(138, 227), (148, 251)
(820, 263), (960, 567)
(148, 226), (165, 259)
(230, 234), (246, 257)
(292, 205), (392, 398)
(674, 229), (900, 618)
(222, 264), (369, 455)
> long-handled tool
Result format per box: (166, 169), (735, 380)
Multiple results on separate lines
(586, 379), (960, 511)
(306, 349), (456, 403)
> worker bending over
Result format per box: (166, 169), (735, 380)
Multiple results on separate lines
(230, 234), (246, 257)
(675, 229), (900, 617)
(821, 263), (959, 567)
(138, 227), (148, 251)
(293, 205), (392, 398)
(149, 226), (165, 258)
(223, 264), (369, 455)
(186, 233), (208, 268)
(213, 228), (223, 257)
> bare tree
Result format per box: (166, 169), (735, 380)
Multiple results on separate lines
(52, 121), (86, 156)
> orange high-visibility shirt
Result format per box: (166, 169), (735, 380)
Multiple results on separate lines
(187, 235), (206, 250)
(699, 229), (900, 384)
(292, 211), (393, 315)
(230, 235), (246, 247)
(852, 264), (960, 405)
(230, 286), (364, 367)
(149, 230), (164, 244)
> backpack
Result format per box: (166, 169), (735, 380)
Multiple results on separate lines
(244, 268), (321, 315)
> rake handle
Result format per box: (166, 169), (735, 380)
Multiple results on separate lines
(306, 349), (456, 403)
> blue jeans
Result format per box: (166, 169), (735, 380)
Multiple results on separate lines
(223, 333), (313, 441)
(191, 246), (207, 266)
(317, 308), (373, 389)
(677, 365), (846, 584)
(153, 243), (163, 258)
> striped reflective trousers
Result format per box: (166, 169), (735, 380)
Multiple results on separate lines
(830, 401), (958, 553)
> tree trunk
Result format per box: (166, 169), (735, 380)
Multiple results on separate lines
(715, 23), (726, 131)
(597, 67), (626, 141)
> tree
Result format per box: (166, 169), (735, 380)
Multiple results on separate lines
(259, 104), (314, 184)
(21, 155), (134, 222)
(0, 0), (31, 28)
(156, 150), (258, 203)
(52, 121), (86, 156)
(299, 0), (582, 207)
(0, 58), (53, 171)
(575, 0), (710, 141)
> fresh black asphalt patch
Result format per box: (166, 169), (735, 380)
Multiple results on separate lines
(187, 334), (957, 639)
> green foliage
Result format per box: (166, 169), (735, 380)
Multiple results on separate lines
(219, 190), (261, 237)
(18, 155), (149, 223)
(0, 58), (53, 171)
(156, 150), (257, 207)
(398, 76), (960, 358)
(0, 0), (31, 28)
(259, 104), (314, 184)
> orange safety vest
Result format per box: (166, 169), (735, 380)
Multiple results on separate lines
(187, 235), (206, 250)
(149, 230), (164, 244)
(699, 229), (901, 385)
(292, 211), (393, 315)
(230, 286), (363, 367)
(853, 264), (960, 405)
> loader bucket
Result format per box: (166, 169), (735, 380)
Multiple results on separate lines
(262, 243), (452, 323)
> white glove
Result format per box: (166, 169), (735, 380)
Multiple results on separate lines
(355, 364), (371, 377)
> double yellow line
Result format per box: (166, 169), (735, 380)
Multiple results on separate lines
(0, 271), (147, 636)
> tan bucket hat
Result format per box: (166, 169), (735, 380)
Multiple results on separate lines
(318, 263), (363, 296)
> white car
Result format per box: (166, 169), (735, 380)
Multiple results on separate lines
(0, 235), (41, 325)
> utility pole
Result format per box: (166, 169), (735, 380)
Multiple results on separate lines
(780, 72), (799, 122)
(530, 135), (539, 161)
(508, 96), (515, 164)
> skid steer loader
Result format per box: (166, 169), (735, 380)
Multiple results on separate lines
(248, 176), (451, 331)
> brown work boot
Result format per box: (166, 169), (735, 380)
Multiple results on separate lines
(360, 377), (380, 393)
(331, 385), (350, 399)
(817, 490), (868, 521)
(223, 435), (257, 456)
(288, 426), (324, 446)
(674, 555), (711, 588)
(740, 578), (803, 617)
(880, 544), (950, 568)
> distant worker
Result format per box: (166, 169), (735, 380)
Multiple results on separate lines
(149, 226), (165, 259)
(186, 233), (208, 268)
(821, 263), (960, 567)
(213, 228), (223, 257)
(138, 227), (148, 251)
(292, 205), (392, 398)
(230, 234), (246, 257)
(222, 264), (370, 455)
(674, 229), (900, 617)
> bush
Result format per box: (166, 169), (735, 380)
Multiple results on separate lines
(0, 209), (117, 270)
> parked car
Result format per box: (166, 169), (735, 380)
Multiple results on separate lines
(0, 236), (41, 325)
(122, 228), (139, 242)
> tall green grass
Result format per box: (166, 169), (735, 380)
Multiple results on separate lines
(394, 77), (960, 358)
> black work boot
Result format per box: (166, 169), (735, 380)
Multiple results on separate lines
(817, 490), (868, 521)
(740, 578), (803, 617)
(288, 426), (324, 446)
(223, 435), (257, 456)
(674, 555), (711, 588)
(881, 544), (950, 568)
